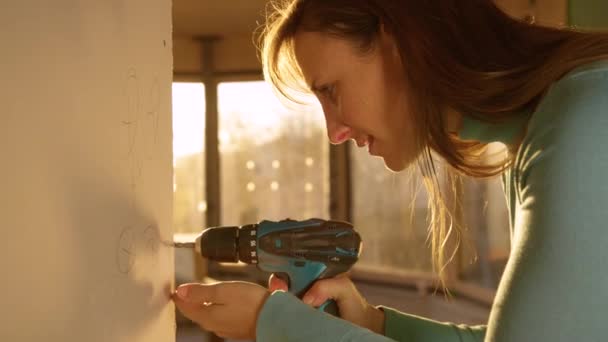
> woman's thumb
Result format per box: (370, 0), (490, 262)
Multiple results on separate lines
(268, 274), (289, 292)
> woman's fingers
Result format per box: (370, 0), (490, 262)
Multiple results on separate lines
(302, 275), (352, 307)
(176, 283), (219, 303)
(172, 281), (270, 341)
(268, 272), (353, 306)
(175, 296), (231, 333)
(173, 283), (226, 328)
(268, 274), (289, 292)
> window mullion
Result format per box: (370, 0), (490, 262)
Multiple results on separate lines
(330, 143), (352, 222)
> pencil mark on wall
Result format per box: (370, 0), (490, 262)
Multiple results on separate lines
(144, 77), (161, 159)
(123, 68), (140, 157)
(121, 68), (164, 206)
(122, 68), (143, 208)
(117, 226), (136, 274)
(117, 69), (167, 272)
(143, 224), (161, 255)
(116, 223), (175, 275)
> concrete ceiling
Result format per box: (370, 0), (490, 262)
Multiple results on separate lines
(173, 0), (269, 37)
(171, 1), (569, 37)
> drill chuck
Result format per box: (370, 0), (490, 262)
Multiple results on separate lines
(197, 226), (238, 262)
(196, 224), (258, 264)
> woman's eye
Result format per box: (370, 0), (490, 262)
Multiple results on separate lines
(322, 85), (336, 101)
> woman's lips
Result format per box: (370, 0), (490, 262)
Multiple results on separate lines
(367, 136), (377, 155)
(354, 135), (379, 156)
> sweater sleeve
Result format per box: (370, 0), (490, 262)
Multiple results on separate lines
(256, 290), (486, 342)
(484, 67), (608, 341)
(380, 306), (486, 341)
(256, 291), (396, 341)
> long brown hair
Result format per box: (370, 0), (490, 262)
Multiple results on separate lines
(258, 0), (608, 283)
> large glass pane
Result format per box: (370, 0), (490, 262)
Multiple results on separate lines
(352, 142), (511, 286)
(172, 82), (206, 234)
(351, 149), (433, 272)
(218, 81), (329, 225)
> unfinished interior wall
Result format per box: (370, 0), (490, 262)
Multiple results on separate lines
(173, 34), (262, 75)
(0, 1), (174, 341)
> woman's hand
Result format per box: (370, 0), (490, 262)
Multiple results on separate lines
(173, 281), (270, 340)
(268, 273), (385, 334)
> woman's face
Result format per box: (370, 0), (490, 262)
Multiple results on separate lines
(294, 29), (418, 172)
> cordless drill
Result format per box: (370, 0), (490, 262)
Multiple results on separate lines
(175, 218), (362, 316)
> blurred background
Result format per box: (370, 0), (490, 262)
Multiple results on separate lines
(170, 1), (608, 341)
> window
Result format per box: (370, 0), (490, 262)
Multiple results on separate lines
(172, 82), (206, 234)
(351, 148), (433, 272)
(171, 79), (510, 291)
(218, 81), (329, 225)
(351, 143), (511, 288)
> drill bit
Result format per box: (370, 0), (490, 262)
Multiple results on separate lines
(173, 241), (195, 248)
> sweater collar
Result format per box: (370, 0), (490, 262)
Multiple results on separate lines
(458, 111), (531, 145)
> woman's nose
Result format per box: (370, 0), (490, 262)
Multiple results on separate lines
(326, 120), (352, 145)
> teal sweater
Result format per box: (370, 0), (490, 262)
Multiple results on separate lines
(256, 59), (608, 341)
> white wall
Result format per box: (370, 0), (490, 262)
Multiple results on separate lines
(0, 1), (175, 341)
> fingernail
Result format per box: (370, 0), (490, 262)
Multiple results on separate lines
(177, 286), (189, 300)
(303, 296), (315, 305)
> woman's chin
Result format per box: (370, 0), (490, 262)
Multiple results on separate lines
(381, 154), (408, 172)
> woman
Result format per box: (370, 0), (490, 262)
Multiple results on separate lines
(173, 0), (608, 340)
